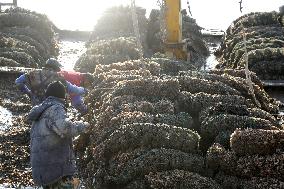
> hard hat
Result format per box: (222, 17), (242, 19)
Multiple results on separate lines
(45, 58), (62, 71)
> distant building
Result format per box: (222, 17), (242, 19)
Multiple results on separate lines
(0, 0), (17, 12)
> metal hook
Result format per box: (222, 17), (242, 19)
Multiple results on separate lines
(239, 0), (243, 13)
(187, 0), (192, 16)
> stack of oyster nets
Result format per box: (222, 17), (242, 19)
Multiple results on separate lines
(207, 129), (284, 188)
(75, 6), (148, 73)
(88, 6), (148, 47)
(0, 7), (58, 68)
(75, 6), (210, 73)
(214, 11), (284, 80)
(74, 36), (196, 74)
(176, 70), (281, 151)
(75, 58), (283, 188)
(74, 37), (141, 73)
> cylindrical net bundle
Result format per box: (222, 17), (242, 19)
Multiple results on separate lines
(92, 123), (200, 162)
(112, 78), (180, 101)
(209, 69), (263, 88)
(99, 148), (204, 187)
(215, 11), (284, 80)
(201, 114), (274, 139)
(207, 143), (284, 181)
(182, 71), (279, 113)
(199, 104), (279, 127)
(0, 57), (21, 67)
(178, 76), (241, 96)
(74, 37), (142, 72)
(230, 129), (284, 156)
(96, 69), (153, 83)
(94, 60), (161, 76)
(145, 170), (221, 189)
(215, 172), (284, 189)
(0, 36), (44, 64)
(0, 8), (58, 68)
(178, 92), (251, 115)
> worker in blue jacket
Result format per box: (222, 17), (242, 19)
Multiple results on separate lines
(28, 81), (89, 188)
(15, 58), (88, 114)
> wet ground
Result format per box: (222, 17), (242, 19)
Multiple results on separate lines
(0, 106), (13, 132)
(58, 40), (86, 71)
(205, 43), (220, 70)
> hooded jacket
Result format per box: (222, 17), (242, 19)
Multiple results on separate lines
(28, 96), (87, 186)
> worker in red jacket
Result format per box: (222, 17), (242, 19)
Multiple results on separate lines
(59, 70), (94, 114)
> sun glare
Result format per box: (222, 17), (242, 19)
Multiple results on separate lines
(17, 0), (284, 31)
(19, 0), (134, 31)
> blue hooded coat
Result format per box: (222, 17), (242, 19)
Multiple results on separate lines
(28, 96), (87, 186)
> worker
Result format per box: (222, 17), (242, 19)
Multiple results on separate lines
(59, 70), (94, 114)
(15, 58), (87, 113)
(27, 81), (89, 188)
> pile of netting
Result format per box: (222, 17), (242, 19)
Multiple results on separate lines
(88, 6), (148, 47)
(75, 59), (283, 188)
(0, 7), (58, 68)
(214, 12), (284, 80)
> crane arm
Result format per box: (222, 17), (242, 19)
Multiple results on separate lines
(163, 0), (187, 60)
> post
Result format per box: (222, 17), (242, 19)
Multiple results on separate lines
(13, 0), (17, 6)
(279, 5), (284, 15)
(279, 5), (284, 26)
(163, 0), (187, 60)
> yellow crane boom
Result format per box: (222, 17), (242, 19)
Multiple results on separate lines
(164, 0), (187, 60)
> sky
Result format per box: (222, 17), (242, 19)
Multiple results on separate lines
(12, 0), (284, 31)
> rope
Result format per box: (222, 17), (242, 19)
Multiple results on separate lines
(239, 0), (243, 13)
(157, 0), (167, 43)
(187, 0), (192, 16)
(239, 1), (261, 107)
(130, 0), (144, 59)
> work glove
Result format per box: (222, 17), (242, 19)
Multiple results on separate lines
(19, 85), (31, 96)
(77, 86), (85, 95)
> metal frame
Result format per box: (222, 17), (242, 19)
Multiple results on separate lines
(263, 80), (284, 87)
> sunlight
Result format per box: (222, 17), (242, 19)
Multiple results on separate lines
(18, 0), (132, 31)
(17, 0), (284, 31)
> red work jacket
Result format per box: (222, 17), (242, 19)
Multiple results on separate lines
(59, 71), (83, 86)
